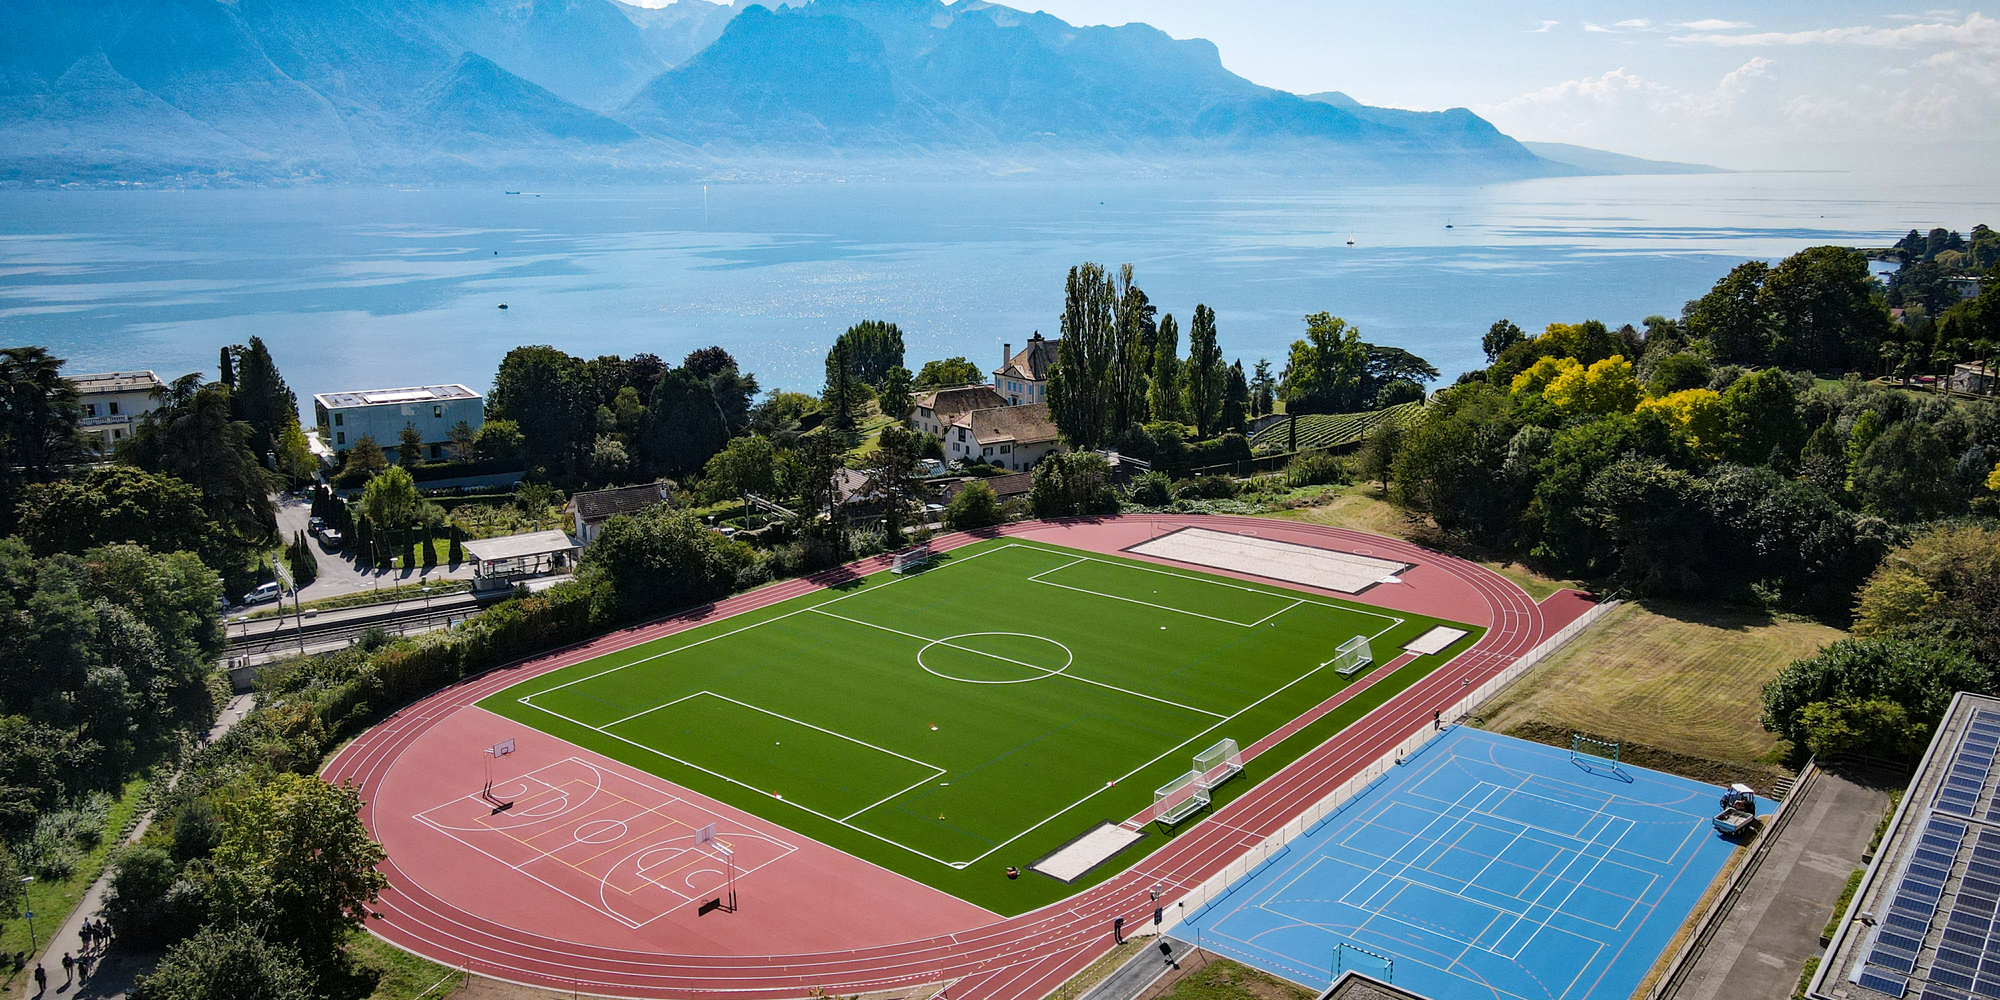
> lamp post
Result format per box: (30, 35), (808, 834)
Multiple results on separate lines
(19, 875), (36, 956)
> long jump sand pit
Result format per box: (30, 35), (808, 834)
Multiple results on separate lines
(1126, 527), (1412, 594)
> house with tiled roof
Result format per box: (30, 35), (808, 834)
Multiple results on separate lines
(942, 401), (1059, 471)
(994, 333), (1059, 405)
(565, 479), (676, 544)
(910, 384), (1009, 440)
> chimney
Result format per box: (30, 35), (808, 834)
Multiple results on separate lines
(1002, 343), (1011, 372)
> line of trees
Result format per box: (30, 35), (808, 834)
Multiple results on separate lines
(1042, 263), (1436, 457)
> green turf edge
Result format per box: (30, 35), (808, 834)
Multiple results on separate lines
(474, 539), (1484, 915)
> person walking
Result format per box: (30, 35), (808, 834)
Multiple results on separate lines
(60, 952), (73, 987)
(33, 965), (46, 995)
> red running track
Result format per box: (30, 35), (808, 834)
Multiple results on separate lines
(323, 515), (1595, 1000)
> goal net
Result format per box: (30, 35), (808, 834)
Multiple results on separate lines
(1332, 635), (1374, 676)
(1195, 738), (1243, 790)
(891, 543), (934, 574)
(1153, 769), (1211, 826)
(1571, 733), (1622, 767)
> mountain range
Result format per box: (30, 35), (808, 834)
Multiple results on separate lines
(0, 0), (1714, 184)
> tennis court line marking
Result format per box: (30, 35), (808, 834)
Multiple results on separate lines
(507, 539), (1453, 868)
(808, 607), (1229, 720)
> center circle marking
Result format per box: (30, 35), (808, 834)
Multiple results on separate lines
(917, 632), (1074, 685)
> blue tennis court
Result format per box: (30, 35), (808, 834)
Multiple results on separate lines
(1177, 727), (1757, 1000)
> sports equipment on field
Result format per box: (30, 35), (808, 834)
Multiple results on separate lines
(1331, 635), (1373, 676)
(1194, 738), (1242, 790)
(891, 543), (934, 574)
(1154, 769), (1210, 826)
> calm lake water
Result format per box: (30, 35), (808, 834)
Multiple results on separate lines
(2, 172), (1993, 405)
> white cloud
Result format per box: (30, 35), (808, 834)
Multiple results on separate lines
(1475, 58), (1781, 152)
(1675, 19), (1754, 31)
(1583, 22), (1613, 33)
(1614, 19), (1654, 29)
(1530, 19), (1560, 32)
(1669, 12), (1998, 47)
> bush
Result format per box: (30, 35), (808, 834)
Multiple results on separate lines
(1126, 471), (1172, 507)
(1285, 451), (1349, 487)
(133, 924), (318, 1000)
(105, 845), (209, 947)
(945, 481), (1004, 530)
(1762, 631), (1991, 748)
(1795, 696), (1929, 759)
(1172, 476), (1238, 501)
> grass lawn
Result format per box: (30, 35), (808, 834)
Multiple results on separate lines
(482, 539), (1480, 913)
(0, 778), (148, 997)
(1475, 599), (1844, 787)
(1263, 488), (1589, 602)
(348, 930), (466, 1000)
(1150, 957), (1315, 1000)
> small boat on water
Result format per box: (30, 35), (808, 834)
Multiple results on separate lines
(1346, 234), (1355, 245)
(504, 191), (520, 195)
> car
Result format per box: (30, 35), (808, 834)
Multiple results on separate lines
(243, 582), (283, 605)
(308, 516), (327, 535)
(320, 528), (343, 548)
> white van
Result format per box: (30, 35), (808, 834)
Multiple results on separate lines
(243, 582), (283, 605)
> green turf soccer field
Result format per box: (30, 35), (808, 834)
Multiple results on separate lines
(480, 539), (1482, 912)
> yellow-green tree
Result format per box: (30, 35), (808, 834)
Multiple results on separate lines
(1543, 356), (1641, 416)
(1637, 388), (1729, 459)
(1510, 355), (1578, 395)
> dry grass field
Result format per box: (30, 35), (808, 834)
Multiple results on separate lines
(1477, 600), (1846, 787)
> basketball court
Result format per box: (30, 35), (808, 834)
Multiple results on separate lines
(1177, 727), (1751, 1000)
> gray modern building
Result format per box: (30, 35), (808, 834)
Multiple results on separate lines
(313, 384), (483, 459)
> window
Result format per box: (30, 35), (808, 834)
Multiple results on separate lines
(336, 431), (345, 445)
(112, 429), (123, 440)
(957, 428), (966, 441)
(109, 401), (120, 415)
(334, 412), (344, 426)
(982, 447), (992, 457)
(84, 403), (97, 417)
(1000, 444), (1011, 453)
(429, 443), (442, 459)
(433, 404), (443, 418)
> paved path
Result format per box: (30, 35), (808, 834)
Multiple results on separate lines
(267, 493), (475, 605)
(17, 695), (257, 1000)
(1668, 766), (1895, 1000)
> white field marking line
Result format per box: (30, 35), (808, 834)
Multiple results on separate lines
(518, 541), (1453, 869)
(1006, 541), (1405, 628)
(519, 540), (1027, 702)
(607, 690), (948, 774)
(1024, 553), (1307, 628)
(808, 607), (1228, 720)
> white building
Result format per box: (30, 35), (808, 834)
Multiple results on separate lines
(994, 333), (1059, 405)
(313, 384), (484, 460)
(565, 480), (677, 544)
(942, 402), (1059, 471)
(910, 384), (1009, 440)
(70, 371), (163, 454)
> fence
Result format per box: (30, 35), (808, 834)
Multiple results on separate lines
(1159, 594), (1624, 934)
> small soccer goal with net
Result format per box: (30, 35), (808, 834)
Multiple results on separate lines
(1571, 732), (1623, 768)
(1331, 635), (1373, 676)
(1195, 738), (1242, 790)
(1153, 769), (1211, 827)
(890, 543), (934, 574)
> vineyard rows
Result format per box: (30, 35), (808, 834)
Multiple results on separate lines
(1249, 400), (1424, 454)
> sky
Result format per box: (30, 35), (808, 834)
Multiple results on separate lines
(649, 1), (2000, 171)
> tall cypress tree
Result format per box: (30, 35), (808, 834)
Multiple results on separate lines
(218, 346), (236, 388)
(1148, 314), (1184, 424)
(1183, 305), (1225, 438)
(1222, 360), (1249, 434)
(1047, 263), (1118, 449)
(1110, 266), (1155, 433)
(822, 336), (862, 432)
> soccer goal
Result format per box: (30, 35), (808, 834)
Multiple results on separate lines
(1153, 769), (1211, 827)
(1195, 738), (1243, 790)
(1571, 732), (1623, 767)
(891, 543), (934, 574)
(1332, 635), (1374, 676)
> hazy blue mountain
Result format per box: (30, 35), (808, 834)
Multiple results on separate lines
(612, 0), (740, 69)
(0, 0), (1564, 183)
(1519, 141), (1725, 176)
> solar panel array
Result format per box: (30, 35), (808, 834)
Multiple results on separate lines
(1856, 711), (2000, 998)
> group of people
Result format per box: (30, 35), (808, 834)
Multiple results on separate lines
(31, 917), (113, 996)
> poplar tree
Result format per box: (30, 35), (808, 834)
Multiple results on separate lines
(1047, 263), (1118, 449)
(1183, 305), (1225, 438)
(1148, 314), (1184, 424)
(1222, 360), (1249, 434)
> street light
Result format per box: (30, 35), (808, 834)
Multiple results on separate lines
(19, 875), (36, 956)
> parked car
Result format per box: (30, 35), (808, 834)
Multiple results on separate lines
(243, 582), (282, 605)
(320, 529), (344, 548)
(308, 516), (327, 535)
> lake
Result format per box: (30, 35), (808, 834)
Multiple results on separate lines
(1, 171), (1993, 406)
